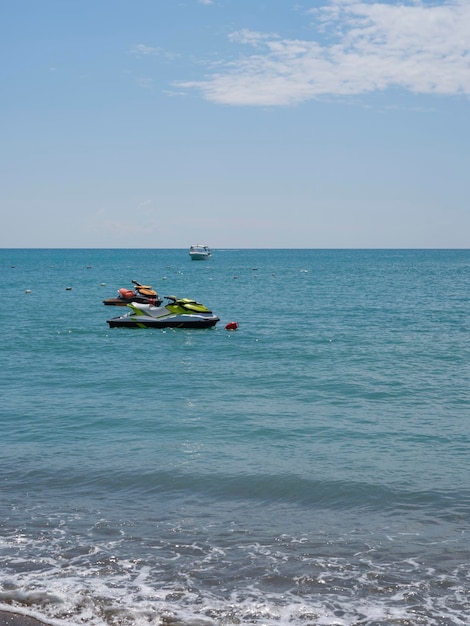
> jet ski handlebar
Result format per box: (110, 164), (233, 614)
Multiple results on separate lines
(132, 280), (153, 289)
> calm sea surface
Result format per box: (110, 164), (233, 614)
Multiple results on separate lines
(0, 248), (469, 626)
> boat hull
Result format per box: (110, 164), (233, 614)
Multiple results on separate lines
(189, 253), (210, 260)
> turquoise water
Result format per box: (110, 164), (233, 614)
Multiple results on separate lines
(1, 248), (469, 625)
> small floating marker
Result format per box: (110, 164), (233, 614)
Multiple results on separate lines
(101, 282), (106, 286)
(66, 286), (72, 291)
(225, 321), (239, 331)
(25, 289), (31, 294)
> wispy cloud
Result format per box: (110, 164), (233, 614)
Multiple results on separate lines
(131, 44), (160, 56)
(131, 44), (179, 61)
(136, 77), (154, 89)
(176, 0), (470, 105)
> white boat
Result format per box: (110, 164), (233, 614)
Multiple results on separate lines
(189, 244), (211, 260)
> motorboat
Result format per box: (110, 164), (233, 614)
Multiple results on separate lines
(189, 244), (211, 260)
(107, 295), (219, 328)
(103, 280), (162, 306)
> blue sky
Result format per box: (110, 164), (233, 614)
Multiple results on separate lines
(2, 0), (469, 248)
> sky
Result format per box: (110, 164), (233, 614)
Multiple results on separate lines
(2, 0), (470, 248)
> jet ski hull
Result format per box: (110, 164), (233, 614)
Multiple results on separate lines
(103, 296), (162, 306)
(107, 314), (219, 328)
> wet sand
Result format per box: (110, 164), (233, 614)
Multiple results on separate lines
(0, 612), (49, 626)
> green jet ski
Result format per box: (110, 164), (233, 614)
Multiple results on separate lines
(107, 295), (219, 329)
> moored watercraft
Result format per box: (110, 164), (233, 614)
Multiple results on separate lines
(107, 295), (219, 328)
(103, 280), (162, 306)
(189, 244), (211, 260)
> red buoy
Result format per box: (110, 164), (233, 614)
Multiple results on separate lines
(225, 321), (239, 331)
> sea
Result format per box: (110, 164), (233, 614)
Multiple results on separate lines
(0, 248), (469, 626)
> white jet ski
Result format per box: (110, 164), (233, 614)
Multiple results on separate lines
(107, 296), (219, 329)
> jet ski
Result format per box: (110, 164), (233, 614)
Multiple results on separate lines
(103, 280), (162, 306)
(107, 295), (219, 329)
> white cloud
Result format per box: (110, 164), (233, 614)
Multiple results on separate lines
(177, 0), (470, 105)
(131, 44), (160, 56)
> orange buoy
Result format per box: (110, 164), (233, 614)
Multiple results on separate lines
(225, 321), (239, 330)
